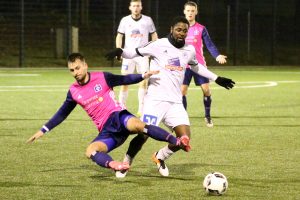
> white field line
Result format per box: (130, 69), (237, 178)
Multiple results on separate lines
(0, 81), (299, 92)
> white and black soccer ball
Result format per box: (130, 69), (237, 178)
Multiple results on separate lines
(203, 172), (228, 196)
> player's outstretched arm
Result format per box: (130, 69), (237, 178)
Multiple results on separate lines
(143, 70), (159, 79)
(216, 55), (227, 64)
(26, 130), (44, 143)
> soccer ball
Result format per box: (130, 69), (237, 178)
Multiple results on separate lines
(203, 172), (228, 196)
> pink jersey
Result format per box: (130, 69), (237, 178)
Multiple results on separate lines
(69, 72), (124, 131)
(185, 22), (206, 67)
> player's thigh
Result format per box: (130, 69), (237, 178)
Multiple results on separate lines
(183, 68), (193, 88)
(121, 58), (135, 75)
(142, 99), (170, 126)
(163, 103), (190, 132)
(135, 57), (149, 74)
(126, 117), (146, 133)
(86, 141), (108, 157)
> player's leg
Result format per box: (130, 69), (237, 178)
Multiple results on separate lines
(152, 103), (191, 176)
(115, 110), (188, 178)
(119, 59), (135, 105)
(86, 139), (129, 171)
(194, 72), (213, 127)
(182, 68), (193, 110)
(136, 57), (149, 116)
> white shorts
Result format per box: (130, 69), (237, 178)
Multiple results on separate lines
(121, 57), (149, 75)
(141, 98), (190, 130)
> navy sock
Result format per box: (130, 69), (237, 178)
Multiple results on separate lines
(144, 125), (178, 145)
(126, 134), (148, 158)
(204, 96), (212, 118)
(90, 152), (113, 168)
(182, 95), (187, 110)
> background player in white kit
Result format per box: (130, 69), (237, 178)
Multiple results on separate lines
(116, 0), (158, 116)
(106, 16), (235, 178)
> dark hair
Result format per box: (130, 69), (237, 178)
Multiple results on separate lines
(184, 1), (198, 10)
(170, 16), (190, 28)
(67, 53), (85, 63)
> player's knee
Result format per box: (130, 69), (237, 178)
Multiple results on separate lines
(181, 86), (188, 96)
(127, 117), (145, 132)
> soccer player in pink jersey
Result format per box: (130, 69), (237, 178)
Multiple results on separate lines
(27, 53), (190, 174)
(182, 1), (228, 127)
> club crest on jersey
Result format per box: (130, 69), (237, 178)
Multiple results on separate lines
(194, 29), (199, 35)
(165, 57), (183, 71)
(94, 84), (102, 92)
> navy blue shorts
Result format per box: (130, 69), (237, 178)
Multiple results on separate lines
(183, 68), (209, 86)
(92, 110), (134, 153)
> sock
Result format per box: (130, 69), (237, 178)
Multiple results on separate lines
(138, 88), (146, 113)
(144, 125), (178, 145)
(119, 91), (128, 105)
(126, 134), (148, 159)
(90, 151), (113, 168)
(156, 146), (175, 161)
(204, 96), (212, 118)
(182, 95), (187, 110)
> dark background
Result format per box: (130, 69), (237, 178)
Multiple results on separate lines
(0, 0), (299, 67)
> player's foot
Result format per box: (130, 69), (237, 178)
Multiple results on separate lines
(179, 135), (191, 152)
(205, 117), (214, 128)
(109, 161), (130, 171)
(152, 152), (169, 177)
(115, 154), (132, 178)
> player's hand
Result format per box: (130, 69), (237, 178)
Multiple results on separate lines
(215, 76), (235, 90)
(216, 55), (227, 64)
(26, 130), (44, 143)
(105, 48), (123, 61)
(143, 70), (160, 79)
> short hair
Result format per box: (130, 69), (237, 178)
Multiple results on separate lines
(67, 53), (85, 63)
(184, 1), (198, 10)
(130, 0), (141, 3)
(170, 16), (190, 28)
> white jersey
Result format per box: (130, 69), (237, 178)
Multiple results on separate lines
(117, 15), (156, 49)
(122, 38), (218, 103)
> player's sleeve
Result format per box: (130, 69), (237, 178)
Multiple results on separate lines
(188, 48), (218, 81)
(117, 17), (125, 34)
(40, 90), (77, 133)
(104, 72), (144, 88)
(122, 40), (157, 58)
(148, 17), (156, 33)
(202, 27), (220, 58)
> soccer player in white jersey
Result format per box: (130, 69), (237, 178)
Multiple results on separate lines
(105, 16), (235, 178)
(116, 0), (158, 116)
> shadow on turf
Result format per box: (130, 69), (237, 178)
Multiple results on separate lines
(88, 162), (232, 183)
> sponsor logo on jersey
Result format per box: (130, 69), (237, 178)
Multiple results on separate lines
(77, 94), (82, 99)
(165, 57), (184, 71)
(143, 114), (158, 125)
(94, 84), (102, 92)
(130, 29), (144, 38)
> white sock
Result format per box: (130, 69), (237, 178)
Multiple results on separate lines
(119, 91), (128, 105)
(138, 88), (146, 113)
(156, 146), (175, 161)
